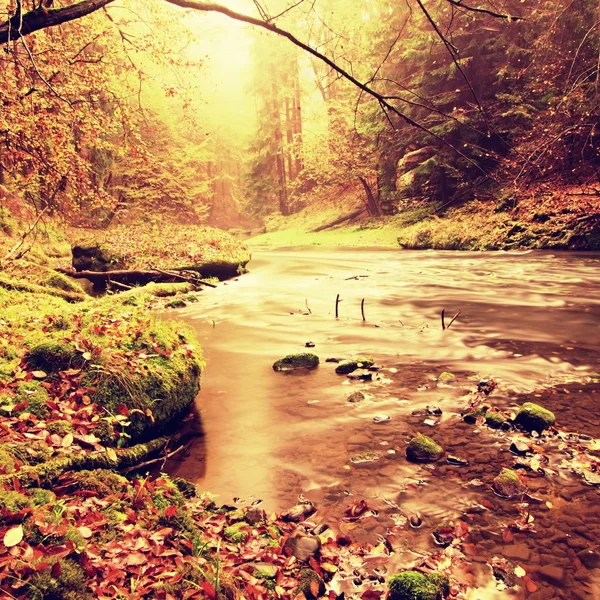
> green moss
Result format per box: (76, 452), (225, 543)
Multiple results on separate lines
(514, 402), (555, 432)
(492, 468), (524, 498)
(335, 357), (374, 375)
(273, 353), (319, 372)
(297, 569), (325, 600)
(406, 433), (444, 463)
(463, 404), (490, 424)
(26, 342), (80, 373)
(437, 372), (456, 384)
(485, 411), (507, 429)
(146, 282), (195, 297)
(224, 521), (249, 543)
(69, 469), (128, 496)
(0, 489), (31, 513)
(165, 298), (187, 308)
(28, 558), (90, 600)
(15, 380), (51, 418)
(47, 420), (74, 435)
(388, 570), (449, 600)
(173, 477), (197, 498)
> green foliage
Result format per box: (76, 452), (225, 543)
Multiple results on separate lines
(388, 570), (449, 600)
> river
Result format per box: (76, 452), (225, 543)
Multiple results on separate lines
(167, 248), (600, 599)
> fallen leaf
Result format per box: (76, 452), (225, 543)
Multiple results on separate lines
(62, 433), (74, 447)
(514, 565), (526, 577)
(4, 525), (23, 547)
(78, 526), (93, 539)
(106, 448), (118, 462)
(310, 579), (320, 597)
(32, 370), (47, 379)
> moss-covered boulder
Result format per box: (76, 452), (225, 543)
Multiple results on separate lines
(297, 569), (325, 600)
(72, 241), (126, 272)
(406, 434), (444, 462)
(26, 341), (81, 373)
(224, 521), (249, 543)
(485, 411), (507, 429)
(273, 353), (319, 372)
(388, 570), (449, 600)
(492, 468), (525, 498)
(514, 402), (555, 432)
(437, 372), (456, 385)
(335, 357), (374, 375)
(463, 404), (490, 424)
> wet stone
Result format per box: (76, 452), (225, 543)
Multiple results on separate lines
(347, 369), (373, 381)
(350, 452), (381, 465)
(406, 433), (444, 463)
(426, 405), (442, 416)
(283, 534), (321, 562)
(577, 549), (600, 569)
(282, 502), (315, 522)
(537, 565), (565, 584)
(373, 414), (390, 423)
(503, 543), (531, 562)
(347, 391), (365, 403)
(492, 468), (525, 498)
(244, 507), (265, 525)
(447, 455), (469, 466)
(510, 440), (532, 456)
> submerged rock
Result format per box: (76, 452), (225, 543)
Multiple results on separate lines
(514, 402), (555, 432)
(388, 570), (449, 600)
(463, 404), (490, 424)
(347, 369), (372, 380)
(281, 502), (315, 522)
(406, 434), (444, 462)
(347, 391), (365, 403)
(273, 353), (319, 372)
(335, 358), (374, 375)
(350, 452), (381, 464)
(492, 468), (525, 498)
(485, 411), (507, 429)
(437, 372), (456, 385)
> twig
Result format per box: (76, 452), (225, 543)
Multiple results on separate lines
(108, 279), (133, 291)
(155, 268), (217, 288)
(4, 204), (50, 261)
(444, 0), (523, 20)
(361, 298), (366, 322)
(441, 309), (446, 330)
(447, 310), (461, 329)
(335, 293), (340, 319)
(121, 443), (187, 474)
(305, 299), (312, 315)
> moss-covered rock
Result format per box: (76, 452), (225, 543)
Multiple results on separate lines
(485, 411), (507, 429)
(335, 357), (374, 375)
(26, 341), (81, 373)
(297, 568), (325, 600)
(15, 380), (51, 418)
(514, 402), (555, 432)
(224, 521), (249, 543)
(437, 372), (456, 385)
(492, 468), (525, 498)
(273, 353), (319, 372)
(463, 404), (490, 424)
(388, 570), (449, 600)
(406, 433), (444, 462)
(72, 240), (126, 272)
(27, 558), (90, 600)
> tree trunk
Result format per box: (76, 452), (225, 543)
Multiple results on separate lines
(358, 176), (381, 216)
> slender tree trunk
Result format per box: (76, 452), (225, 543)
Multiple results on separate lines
(358, 176), (381, 216)
(285, 96), (295, 180)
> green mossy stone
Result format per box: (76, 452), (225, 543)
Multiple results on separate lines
(388, 570), (449, 600)
(492, 468), (525, 498)
(514, 402), (555, 432)
(463, 404), (490, 424)
(26, 341), (80, 373)
(273, 353), (319, 372)
(437, 372), (456, 385)
(297, 569), (325, 600)
(335, 357), (374, 375)
(224, 521), (249, 543)
(406, 433), (444, 463)
(485, 411), (507, 429)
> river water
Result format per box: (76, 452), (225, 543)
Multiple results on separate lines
(167, 248), (600, 599)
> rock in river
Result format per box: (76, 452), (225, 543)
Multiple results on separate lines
(281, 502), (315, 522)
(273, 353), (319, 372)
(406, 433), (444, 462)
(335, 357), (374, 375)
(388, 570), (449, 600)
(514, 402), (555, 432)
(492, 468), (525, 498)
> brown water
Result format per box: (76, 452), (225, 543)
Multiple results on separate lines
(167, 248), (600, 599)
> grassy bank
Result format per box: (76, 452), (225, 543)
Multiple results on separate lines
(248, 185), (600, 251)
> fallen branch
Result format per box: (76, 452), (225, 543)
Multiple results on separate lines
(335, 293), (340, 319)
(121, 443), (187, 474)
(55, 267), (217, 287)
(4, 205), (50, 261)
(311, 208), (367, 232)
(361, 298), (366, 322)
(447, 309), (461, 329)
(0, 436), (170, 488)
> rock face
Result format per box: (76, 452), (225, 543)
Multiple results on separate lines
(335, 358), (374, 375)
(406, 434), (444, 462)
(492, 468), (525, 498)
(388, 570), (449, 600)
(272, 353), (319, 372)
(514, 402), (555, 432)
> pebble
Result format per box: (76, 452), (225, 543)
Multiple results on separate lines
(283, 534), (321, 562)
(372, 414), (390, 423)
(537, 565), (565, 584)
(577, 549), (600, 569)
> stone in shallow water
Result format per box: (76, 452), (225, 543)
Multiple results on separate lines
(492, 468), (525, 498)
(373, 414), (391, 423)
(282, 502), (315, 522)
(514, 402), (555, 432)
(273, 353), (319, 372)
(437, 372), (456, 385)
(335, 358), (374, 375)
(347, 369), (373, 381)
(406, 433), (444, 462)
(347, 391), (365, 403)
(349, 452), (381, 464)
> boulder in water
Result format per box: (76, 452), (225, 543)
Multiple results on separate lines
(273, 353), (319, 372)
(514, 402), (555, 432)
(335, 357), (374, 375)
(406, 433), (444, 462)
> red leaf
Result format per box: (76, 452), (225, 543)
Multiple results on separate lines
(164, 505), (178, 517)
(51, 561), (62, 578)
(361, 591), (382, 600)
(524, 576), (538, 593)
(199, 581), (217, 600)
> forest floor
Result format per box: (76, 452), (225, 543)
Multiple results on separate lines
(248, 181), (600, 251)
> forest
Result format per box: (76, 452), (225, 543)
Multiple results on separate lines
(0, 0), (599, 599)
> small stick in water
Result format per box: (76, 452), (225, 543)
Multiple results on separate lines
(441, 309), (446, 330)
(447, 309), (461, 329)
(305, 299), (312, 315)
(361, 298), (366, 322)
(335, 294), (340, 319)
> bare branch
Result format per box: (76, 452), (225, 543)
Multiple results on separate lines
(444, 0), (524, 21)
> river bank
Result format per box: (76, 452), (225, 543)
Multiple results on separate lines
(247, 184), (600, 251)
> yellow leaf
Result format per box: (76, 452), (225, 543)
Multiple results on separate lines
(320, 563), (338, 573)
(106, 448), (118, 462)
(62, 433), (74, 447)
(78, 526), (93, 539)
(546, 501), (553, 509)
(310, 579), (320, 598)
(4, 525), (23, 548)
(32, 370), (47, 379)
(514, 565), (526, 577)
(82, 351), (92, 361)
